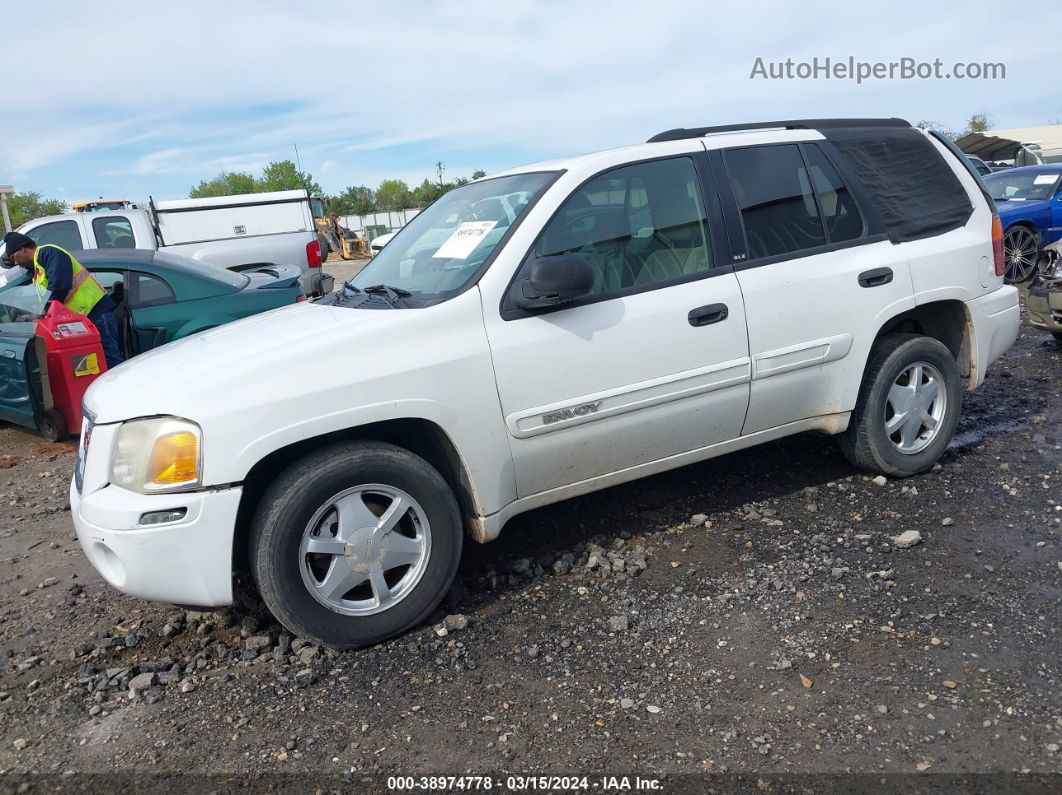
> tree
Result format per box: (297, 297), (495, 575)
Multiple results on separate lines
(6, 191), (67, 228)
(471, 169), (487, 180)
(915, 119), (957, 140)
(376, 179), (411, 211)
(189, 171), (258, 198)
(965, 113), (991, 133)
(411, 178), (446, 207)
(258, 160), (322, 195)
(330, 185), (376, 216)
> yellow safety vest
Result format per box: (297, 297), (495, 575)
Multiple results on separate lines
(33, 244), (107, 316)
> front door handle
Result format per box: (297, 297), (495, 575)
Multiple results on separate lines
(858, 267), (893, 288)
(688, 303), (728, 327)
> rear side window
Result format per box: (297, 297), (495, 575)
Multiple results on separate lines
(134, 273), (175, 306)
(92, 217), (136, 248)
(725, 145), (826, 260)
(529, 157), (715, 299)
(803, 144), (864, 244)
(26, 220), (83, 251)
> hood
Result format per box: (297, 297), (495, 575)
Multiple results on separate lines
(994, 197), (1049, 215)
(84, 300), (410, 424)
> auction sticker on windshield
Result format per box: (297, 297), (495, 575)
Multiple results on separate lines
(433, 221), (497, 259)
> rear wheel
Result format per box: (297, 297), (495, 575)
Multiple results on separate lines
(250, 441), (462, 648)
(36, 409), (67, 442)
(1003, 225), (1038, 284)
(839, 334), (961, 477)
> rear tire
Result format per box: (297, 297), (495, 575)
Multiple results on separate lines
(839, 334), (961, 478)
(36, 409), (67, 442)
(250, 441), (462, 648)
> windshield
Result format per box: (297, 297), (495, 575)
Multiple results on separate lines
(0, 269), (48, 326)
(346, 172), (556, 302)
(984, 170), (1061, 201)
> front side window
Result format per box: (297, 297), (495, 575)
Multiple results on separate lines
(347, 172), (556, 304)
(92, 217), (136, 248)
(983, 170), (1061, 201)
(527, 157), (714, 299)
(26, 220), (84, 252)
(725, 144), (826, 260)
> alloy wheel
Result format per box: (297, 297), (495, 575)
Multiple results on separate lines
(883, 361), (947, 455)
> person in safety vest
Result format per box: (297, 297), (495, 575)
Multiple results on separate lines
(3, 232), (123, 368)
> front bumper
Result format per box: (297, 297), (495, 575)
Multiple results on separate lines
(965, 286), (1020, 389)
(71, 480), (241, 606)
(1027, 282), (1062, 333)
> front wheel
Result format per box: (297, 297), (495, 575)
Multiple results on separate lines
(250, 441), (463, 648)
(839, 334), (962, 478)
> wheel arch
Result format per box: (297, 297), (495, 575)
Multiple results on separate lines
(232, 418), (481, 572)
(871, 300), (972, 379)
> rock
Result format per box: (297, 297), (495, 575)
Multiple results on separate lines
(646, 705), (661, 714)
(607, 615), (629, 632)
(891, 530), (923, 549)
(128, 672), (157, 692)
(872, 475), (888, 487)
(941, 517), (954, 527)
(768, 659), (793, 670)
(180, 680), (196, 693)
(443, 614), (468, 632)
(690, 513), (708, 527)
(12, 738), (27, 750)
(510, 558), (531, 575)
(38, 577), (58, 589)
(244, 635), (272, 652)
(620, 698), (635, 709)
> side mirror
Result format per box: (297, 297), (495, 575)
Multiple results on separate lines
(510, 255), (594, 311)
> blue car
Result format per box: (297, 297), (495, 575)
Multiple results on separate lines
(983, 164), (1062, 283)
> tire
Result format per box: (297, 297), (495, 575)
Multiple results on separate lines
(317, 235), (331, 262)
(36, 409), (67, 442)
(1053, 332), (1062, 346)
(1003, 225), (1038, 284)
(250, 441), (462, 648)
(839, 333), (961, 478)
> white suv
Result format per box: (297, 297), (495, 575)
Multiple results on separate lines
(72, 118), (1020, 647)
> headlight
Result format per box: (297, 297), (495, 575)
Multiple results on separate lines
(110, 417), (202, 493)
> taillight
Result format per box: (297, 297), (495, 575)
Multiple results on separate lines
(295, 294), (306, 303)
(306, 240), (322, 268)
(991, 215), (1004, 277)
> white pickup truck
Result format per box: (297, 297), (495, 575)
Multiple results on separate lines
(72, 118), (1019, 649)
(1, 189), (331, 296)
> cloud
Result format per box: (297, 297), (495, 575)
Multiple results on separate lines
(5, 0), (1059, 198)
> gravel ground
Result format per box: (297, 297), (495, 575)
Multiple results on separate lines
(0, 320), (1058, 792)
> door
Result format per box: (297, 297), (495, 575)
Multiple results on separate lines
(713, 141), (914, 433)
(482, 155), (751, 498)
(126, 271), (179, 352)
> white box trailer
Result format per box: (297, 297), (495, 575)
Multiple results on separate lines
(153, 190), (315, 245)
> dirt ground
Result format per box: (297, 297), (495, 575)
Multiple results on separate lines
(0, 315), (1058, 792)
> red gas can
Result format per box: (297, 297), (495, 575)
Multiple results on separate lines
(35, 302), (107, 437)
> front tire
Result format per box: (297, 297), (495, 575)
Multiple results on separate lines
(250, 441), (462, 648)
(839, 334), (961, 478)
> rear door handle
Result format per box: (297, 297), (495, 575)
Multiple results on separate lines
(858, 267), (893, 288)
(688, 303), (728, 327)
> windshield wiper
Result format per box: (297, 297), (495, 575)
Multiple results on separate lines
(341, 280), (362, 296)
(362, 284), (412, 308)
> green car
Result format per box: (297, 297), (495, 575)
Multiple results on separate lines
(0, 249), (304, 358)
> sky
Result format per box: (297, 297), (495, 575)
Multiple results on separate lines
(5, 0), (1061, 206)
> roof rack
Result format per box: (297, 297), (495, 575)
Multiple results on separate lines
(647, 117), (911, 143)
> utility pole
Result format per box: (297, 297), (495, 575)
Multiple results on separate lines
(0, 186), (12, 233)
(294, 143), (302, 173)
